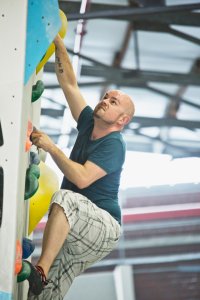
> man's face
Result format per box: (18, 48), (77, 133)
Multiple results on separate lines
(93, 90), (127, 125)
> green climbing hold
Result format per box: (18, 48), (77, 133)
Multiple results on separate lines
(29, 164), (40, 179)
(17, 260), (31, 282)
(24, 172), (38, 200)
(31, 80), (44, 103)
(24, 164), (40, 200)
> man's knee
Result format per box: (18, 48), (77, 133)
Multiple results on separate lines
(49, 202), (64, 217)
(50, 189), (82, 229)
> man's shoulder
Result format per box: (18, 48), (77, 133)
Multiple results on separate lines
(77, 105), (94, 131)
(103, 132), (126, 146)
(80, 105), (93, 119)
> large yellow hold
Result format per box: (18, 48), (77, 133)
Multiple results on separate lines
(28, 161), (59, 235)
(36, 9), (68, 74)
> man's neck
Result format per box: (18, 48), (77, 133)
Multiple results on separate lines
(91, 121), (119, 140)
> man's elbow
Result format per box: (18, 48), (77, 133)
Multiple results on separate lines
(75, 178), (91, 189)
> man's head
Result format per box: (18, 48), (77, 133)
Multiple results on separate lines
(93, 90), (135, 129)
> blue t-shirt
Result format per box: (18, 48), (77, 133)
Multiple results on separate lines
(61, 106), (126, 224)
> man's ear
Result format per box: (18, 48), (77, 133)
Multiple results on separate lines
(124, 115), (131, 125)
(117, 114), (130, 126)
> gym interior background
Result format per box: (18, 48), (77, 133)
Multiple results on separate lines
(32, 0), (200, 299)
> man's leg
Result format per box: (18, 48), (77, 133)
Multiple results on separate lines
(28, 190), (121, 299)
(26, 203), (70, 297)
(37, 203), (70, 277)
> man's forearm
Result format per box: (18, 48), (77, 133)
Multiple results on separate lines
(54, 36), (77, 89)
(53, 35), (87, 121)
(49, 145), (88, 189)
(31, 129), (92, 188)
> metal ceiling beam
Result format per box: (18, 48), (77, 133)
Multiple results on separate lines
(44, 81), (200, 110)
(41, 108), (200, 129)
(123, 218), (200, 232)
(133, 22), (200, 46)
(44, 48), (108, 72)
(41, 108), (64, 118)
(81, 65), (200, 86)
(45, 62), (200, 86)
(62, 2), (200, 27)
(59, 1), (123, 14)
(67, 48), (108, 68)
(44, 80), (200, 114)
(42, 96), (66, 109)
(134, 131), (200, 156)
(165, 26), (200, 46)
(45, 81), (107, 89)
(117, 234), (200, 250)
(147, 86), (200, 110)
(131, 116), (200, 129)
(92, 252), (200, 267)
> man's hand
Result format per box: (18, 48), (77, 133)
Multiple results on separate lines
(31, 128), (55, 153)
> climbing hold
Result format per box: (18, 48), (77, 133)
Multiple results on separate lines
(25, 120), (33, 152)
(22, 238), (35, 259)
(58, 9), (68, 38)
(36, 9), (68, 74)
(24, 164), (40, 200)
(30, 164), (40, 179)
(15, 240), (22, 275)
(17, 260), (31, 282)
(28, 161), (59, 235)
(31, 80), (45, 102)
(30, 151), (40, 165)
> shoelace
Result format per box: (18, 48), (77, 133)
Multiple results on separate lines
(35, 265), (49, 286)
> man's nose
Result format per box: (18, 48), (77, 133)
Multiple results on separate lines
(102, 99), (109, 105)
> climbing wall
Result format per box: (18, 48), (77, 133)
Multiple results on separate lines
(0, 1), (61, 299)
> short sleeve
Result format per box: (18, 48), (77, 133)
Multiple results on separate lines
(77, 106), (93, 131)
(88, 138), (125, 174)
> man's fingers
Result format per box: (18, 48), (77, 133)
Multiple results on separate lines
(32, 126), (42, 134)
(30, 131), (42, 145)
(33, 126), (39, 132)
(54, 33), (61, 43)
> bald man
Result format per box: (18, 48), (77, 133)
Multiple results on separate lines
(27, 35), (135, 299)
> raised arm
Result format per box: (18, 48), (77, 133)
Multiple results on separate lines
(54, 34), (87, 122)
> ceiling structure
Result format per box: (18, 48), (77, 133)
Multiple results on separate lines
(41, 0), (200, 159)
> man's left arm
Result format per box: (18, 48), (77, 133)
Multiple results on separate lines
(31, 129), (107, 189)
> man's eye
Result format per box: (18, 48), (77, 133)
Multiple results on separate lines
(111, 100), (116, 105)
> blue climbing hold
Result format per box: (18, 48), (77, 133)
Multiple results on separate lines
(22, 238), (35, 259)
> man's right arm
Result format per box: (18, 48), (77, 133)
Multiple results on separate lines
(54, 34), (87, 122)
